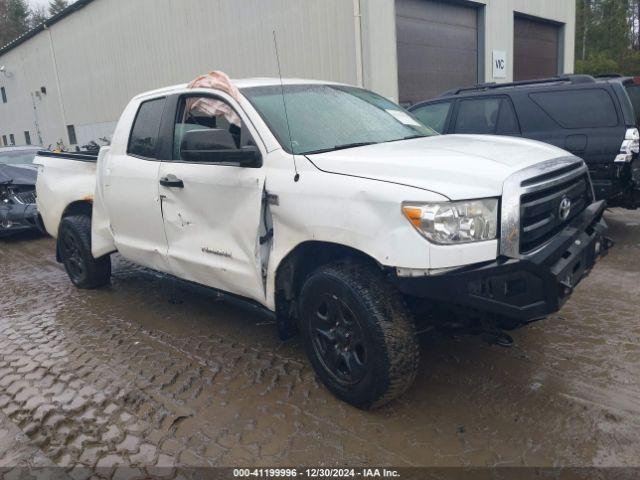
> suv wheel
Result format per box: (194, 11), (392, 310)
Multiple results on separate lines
(299, 260), (420, 409)
(58, 215), (111, 289)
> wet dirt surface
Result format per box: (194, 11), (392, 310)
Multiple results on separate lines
(0, 209), (639, 475)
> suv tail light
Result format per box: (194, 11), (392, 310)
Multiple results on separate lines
(615, 128), (640, 163)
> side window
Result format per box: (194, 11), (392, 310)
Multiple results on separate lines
(624, 84), (640, 126)
(496, 99), (521, 135)
(411, 102), (452, 133)
(529, 89), (619, 129)
(454, 98), (501, 134)
(173, 95), (249, 161)
(127, 98), (166, 159)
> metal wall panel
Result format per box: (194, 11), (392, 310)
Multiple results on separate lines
(0, 32), (67, 147)
(514, 16), (559, 81)
(0, 0), (578, 147)
(396, 0), (478, 105)
(53, 0), (358, 132)
(1, 0), (359, 146)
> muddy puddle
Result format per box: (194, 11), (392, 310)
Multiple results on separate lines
(0, 209), (639, 472)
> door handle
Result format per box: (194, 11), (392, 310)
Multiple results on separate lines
(160, 175), (184, 189)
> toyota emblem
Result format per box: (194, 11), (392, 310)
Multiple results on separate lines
(558, 196), (572, 221)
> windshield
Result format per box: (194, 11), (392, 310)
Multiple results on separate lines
(0, 149), (38, 166)
(625, 84), (640, 126)
(242, 84), (436, 155)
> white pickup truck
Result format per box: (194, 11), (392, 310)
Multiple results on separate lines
(36, 78), (609, 409)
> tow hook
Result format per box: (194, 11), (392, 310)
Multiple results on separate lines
(478, 315), (515, 348)
(601, 236), (615, 254)
(480, 330), (515, 348)
(437, 312), (516, 348)
(593, 236), (615, 261)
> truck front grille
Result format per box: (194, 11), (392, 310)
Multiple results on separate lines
(519, 166), (592, 254)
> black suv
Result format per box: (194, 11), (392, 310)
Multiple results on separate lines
(408, 75), (640, 208)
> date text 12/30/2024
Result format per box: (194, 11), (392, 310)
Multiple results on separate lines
(233, 469), (401, 478)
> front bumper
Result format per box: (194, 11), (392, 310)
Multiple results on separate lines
(0, 203), (40, 238)
(391, 201), (610, 322)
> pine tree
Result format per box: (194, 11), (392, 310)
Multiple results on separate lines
(48, 0), (68, 17)
(30, 5), (48, 27)
(0, 0), (31, 47)
(0, 0), (9, 42)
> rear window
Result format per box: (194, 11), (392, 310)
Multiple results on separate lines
(625, 84), (640, 126)
(530, 89), (619, 129)
(127, 98), (166, 159)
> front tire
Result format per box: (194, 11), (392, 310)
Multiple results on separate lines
(58, 215), (111, 289)
(299, 260), (420, 409)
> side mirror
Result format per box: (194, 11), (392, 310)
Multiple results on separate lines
(180, 129), (262, 167)
(181, 128), (236, 153)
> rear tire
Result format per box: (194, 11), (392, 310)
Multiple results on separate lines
(299, 260), (420, 409)
(58, 215), (111, 289)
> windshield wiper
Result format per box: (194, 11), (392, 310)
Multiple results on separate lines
(383, 134), (428, 144)
(403, 134), (428, 140)
(303, 142), (377, 155)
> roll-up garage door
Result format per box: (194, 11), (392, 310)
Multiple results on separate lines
(396, 0), (478, 106)
(514, 16), (560, 81)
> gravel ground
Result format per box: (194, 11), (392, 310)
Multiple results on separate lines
(0, 209), (638, 478)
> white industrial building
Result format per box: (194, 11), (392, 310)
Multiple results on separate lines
(0, 0), (575, 149)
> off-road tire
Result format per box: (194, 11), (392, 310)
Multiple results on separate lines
(58, 215), (111, 289)
(299, 260), (420, 409)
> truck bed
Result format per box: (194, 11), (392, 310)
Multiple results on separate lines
(34, 151), (99, 239)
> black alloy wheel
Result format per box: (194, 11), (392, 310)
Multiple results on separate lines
(58, 215), (111, 289)
(299, 260), (420, 409)
(309, 293), (368, 386)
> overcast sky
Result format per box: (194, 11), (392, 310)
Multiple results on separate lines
(29, 0), (78, 11)
(28, 0), (50, 9)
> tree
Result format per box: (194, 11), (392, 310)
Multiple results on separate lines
(575, 0), (640, 75)
(0, 0), (31, 47)
(576, 53), (620, 74)
(48, 0), (68, 16)
(576, 0), (593, 61)
(30, 5), (48, 28)
(0, 0), (7, 39)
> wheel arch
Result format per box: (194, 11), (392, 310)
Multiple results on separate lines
(61, 200), (93, 220)
(273, 240), (385, 337)
(56, 201), (93, 262)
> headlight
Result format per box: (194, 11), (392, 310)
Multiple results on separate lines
(402, 199), (499, 244)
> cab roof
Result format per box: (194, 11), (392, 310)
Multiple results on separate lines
(134, 78), (347, 101)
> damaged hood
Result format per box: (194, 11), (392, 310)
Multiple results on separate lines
(0, 164), (37, 186)
(306, 134), (575, 200)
